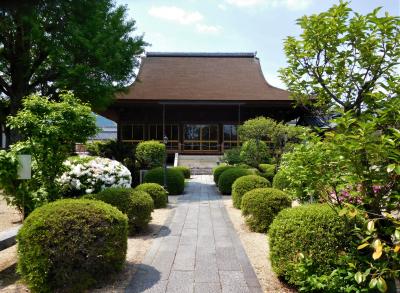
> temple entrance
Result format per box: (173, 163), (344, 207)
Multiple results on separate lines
(183, 124), (219, 152)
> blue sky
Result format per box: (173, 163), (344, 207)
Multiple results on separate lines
(116, 0), (399, 89)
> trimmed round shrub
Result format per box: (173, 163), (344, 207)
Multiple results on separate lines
(135, 140), (166, 169)
(144, 167), (185, 195)
(272, 170), (291, 191)
(86, 188), (153, 235)
(17, 199), (128, 293)
(222, 147), (242, 165)
(240, 139), (270, 167)
(218, 168), (250, 195)
(232, 175), (271, 209)
(213, 165), (234, 184)
(269, 204), (353, 285)
(135, 183), (168, 208)
(241, 188), (290, 232)
(58, 156), (132, 197)
(171, 166), (191, 179)
(258, 164), (276, 181)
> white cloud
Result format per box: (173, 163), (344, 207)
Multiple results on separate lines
(225, 0), (312, 10)
(148, 6), (203, 25)
(196, 24), (222, 34)
(218, 4), (228, 10)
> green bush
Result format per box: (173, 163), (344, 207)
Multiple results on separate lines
(17, 199), (128, 293)
(135, 183), (168, 208)
(86, 188), (153, 235)
(240, 139), (270, 167)
(213, 165), (233, 184)
(143, 167), (185, 195)
(269, 204), (353, 285)
(218, 168), (250, 195)
(135, 140), (166, 169)
(258, 164), (276, 181)
(272, 170), (291, 191)
(222, 147), (242, 165)
(171, 166), (191, 179)
(231, 175), (270, 209)
(241, 188), (290, 232)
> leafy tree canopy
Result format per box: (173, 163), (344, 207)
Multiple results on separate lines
(279, 1), (400, 114)
(0, 0), (146, 126)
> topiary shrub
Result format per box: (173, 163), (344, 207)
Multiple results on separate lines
(232, 175), (270, 209)
(17, 199), (128, 293)
(269, 204), (353, 286)
(213, 165), (234, 185)
(218, 168), (250, 195)
(258, 164), (276, 181)
(58, 156), (132, 197)
(171, 166), (191, 179)
(240, 139), (270, 167)
(143, 167), (185, 195)
(272, 170), (291, 191)
(222, 147), (242, 165)
(241, 188), (291, 232)
(135, 183), (168, 208)
(135, 140), (166, 169)
(86, 188), (153, 235)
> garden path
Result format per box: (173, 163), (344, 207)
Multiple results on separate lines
(126, 175), (262, 293)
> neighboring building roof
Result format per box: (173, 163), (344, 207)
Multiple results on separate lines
(116, 52), (290, 102)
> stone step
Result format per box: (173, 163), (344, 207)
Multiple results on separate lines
(191, 168), (213, 175)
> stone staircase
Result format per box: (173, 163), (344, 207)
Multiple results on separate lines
(178, 155), (222, 175)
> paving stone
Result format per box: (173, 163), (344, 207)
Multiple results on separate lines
(216, 247), (241, 271)
(166, 271), (194, 293)
(219, 271), (247, 287)
(172, 245), (196, 270)
(194, 283), (222, 293)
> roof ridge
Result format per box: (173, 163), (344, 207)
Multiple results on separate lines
(146, 52), (256, 58)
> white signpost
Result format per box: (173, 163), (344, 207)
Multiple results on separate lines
(17, 155), (32, 180)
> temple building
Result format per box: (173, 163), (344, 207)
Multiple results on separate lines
(101, 52), (307, 155)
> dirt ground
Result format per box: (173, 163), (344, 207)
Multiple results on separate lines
(222, 196), (296, 293)
(0, 205), (173, 292)
(0, 197), (22, 233)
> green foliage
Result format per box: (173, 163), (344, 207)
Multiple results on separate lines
(0, 0), (146, 142)
(17, 199), (128, 293)
(272, 170), (292, 193)
(279, 1), (400, 114)
(143, 167), (185, 195)
(238, 117), (308, 163)
(171, 166), (191, 179)
(231, 175), (270, 209)
(269, 204), (353, 286)
(86, 188), (153, 235)
(240, 139), (270, 168)
(3, 93), (97, 215)
(213, 165), (234, 185)
(241, 188), (291, 232)
(217, 168), (251, 195)
(222, 147), (242, 165)
(135, 140), (166, 169)
(86, 140), (135, 166)
(258, 164), (276, 181)
(135, 183), (168, 209)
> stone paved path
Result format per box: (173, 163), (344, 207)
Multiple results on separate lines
(126, 175), (262, 293)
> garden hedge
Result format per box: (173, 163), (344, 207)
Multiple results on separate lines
(269, 204), (353, 285)
(218, 168), (250, 195)
(17, 199), (128, 293)
(241, 188), (290, 232)
(143, 167), (185, 195)
(239, 139), (270, 167)
(258, 163), (276, 181)
(135, 183), (168, 208)
(171, 166), (191, 179)
(213, 165), (233, 184)
(231, 175), (270, 209)
(86, 188), (153, 235)
(135, 140), (166, 169)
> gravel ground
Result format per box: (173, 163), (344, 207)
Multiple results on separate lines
(0, 203), (173, 292)
(222, 196), (296, 293)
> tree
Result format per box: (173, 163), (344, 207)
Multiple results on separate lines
(279, 1), (400, 115)
(1, 92), (97, 216)
(0, 0), (146, 144)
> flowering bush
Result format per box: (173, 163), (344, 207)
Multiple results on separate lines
(58, 156), (132, 197)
